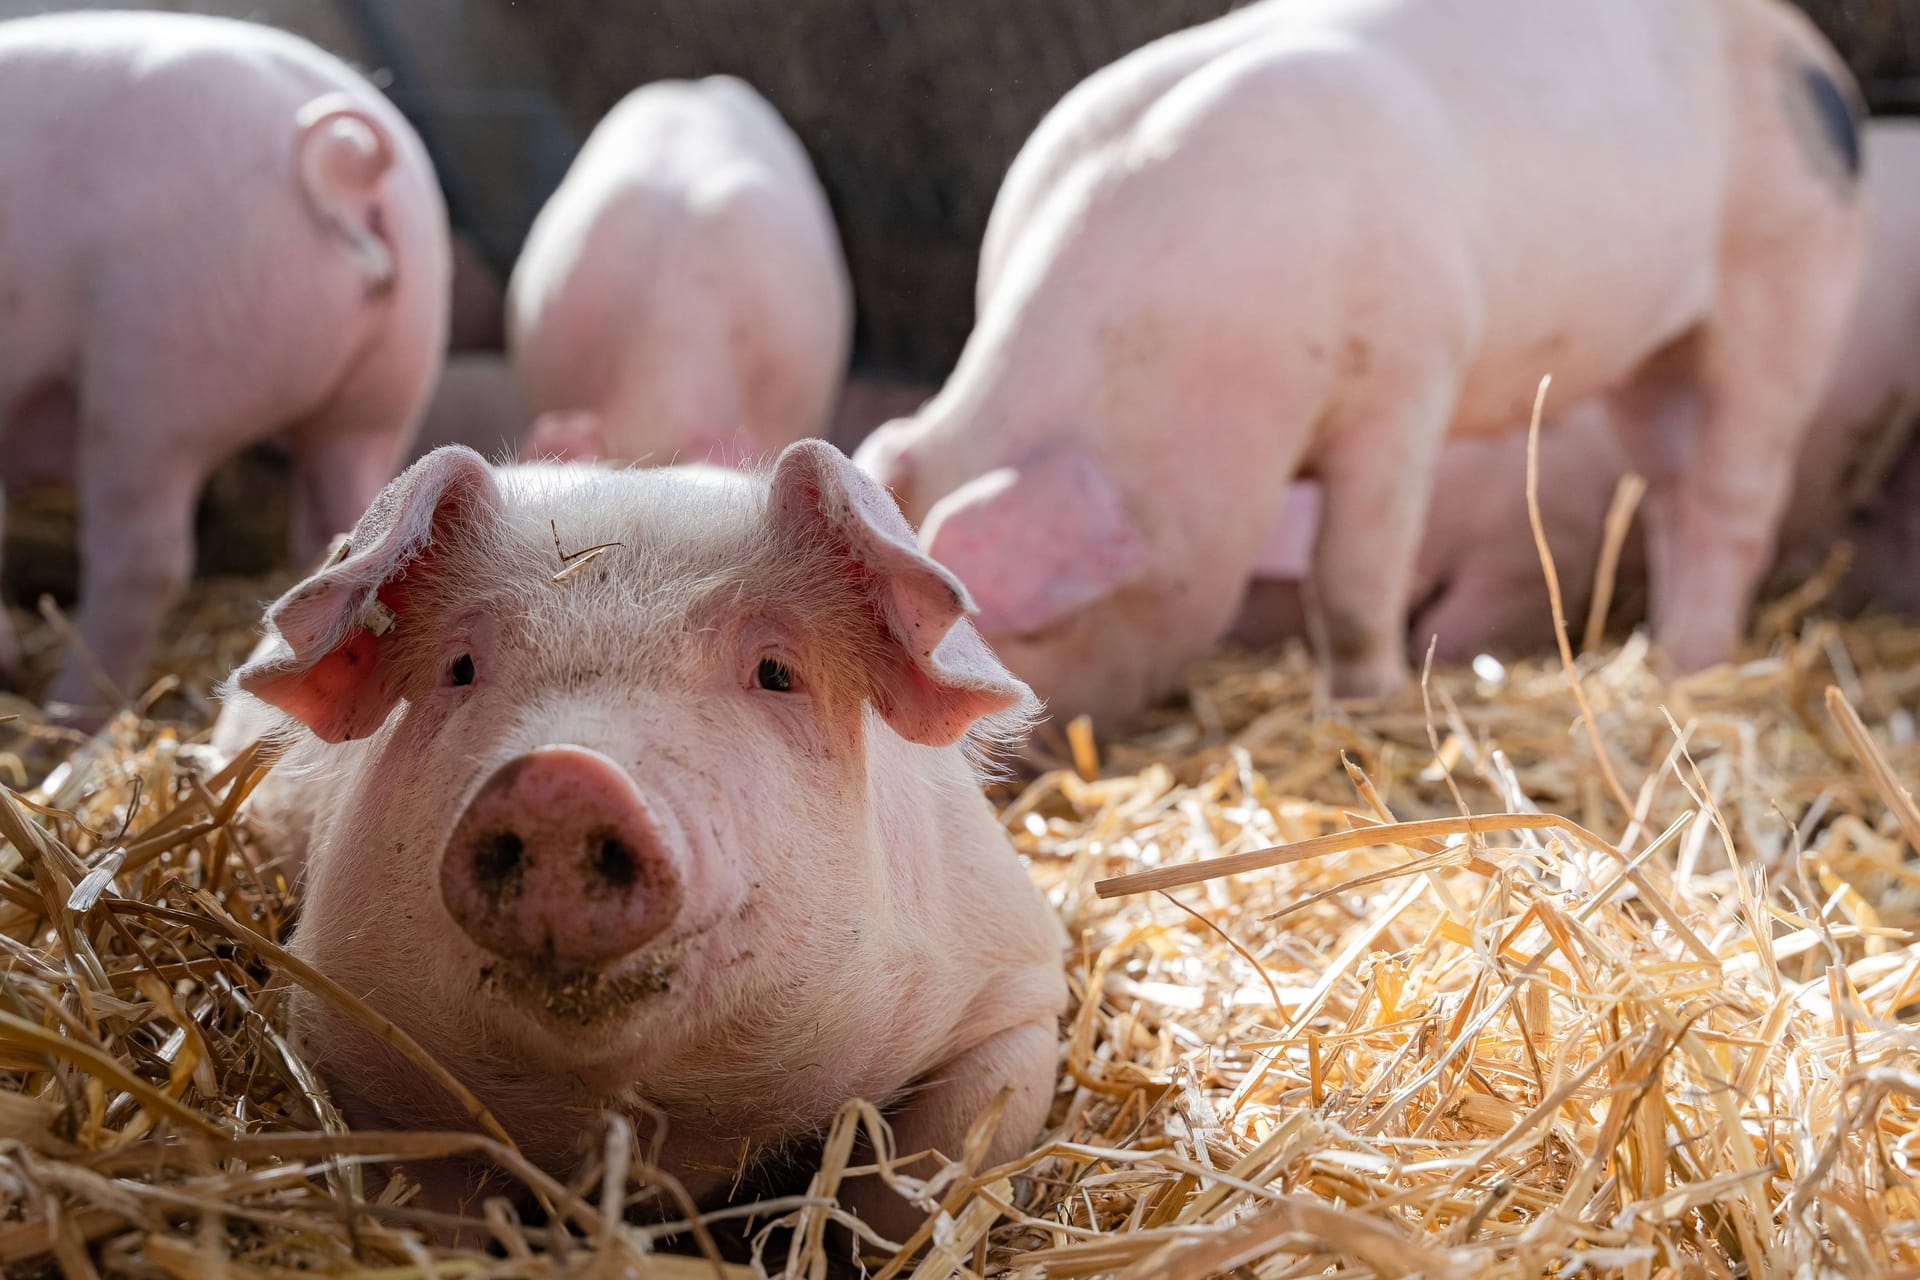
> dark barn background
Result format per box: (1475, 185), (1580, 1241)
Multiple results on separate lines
(513, 0), (1920, 380)
(4, 0), (1918, 378)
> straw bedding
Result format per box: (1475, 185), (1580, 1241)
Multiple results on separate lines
(1, 561), (1918, 1277)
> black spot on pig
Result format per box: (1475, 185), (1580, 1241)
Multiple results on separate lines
(1785, 56), (1863, 194)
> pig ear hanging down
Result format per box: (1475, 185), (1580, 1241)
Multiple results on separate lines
(232, 447), (501, 744)
(767, 439), (1042, 747)
(916, 440), (1149, 638)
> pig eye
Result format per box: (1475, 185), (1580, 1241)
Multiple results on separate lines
(754, 657), (796, 692)
(449, 653), (476, 687)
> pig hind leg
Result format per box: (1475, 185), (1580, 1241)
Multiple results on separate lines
(1412, 560), (1558, 664)
(1613, 234), (1863, 670)
(284, 373), (423, 569)
(1309, 370), (1460, 696)
(1616, 40), (1865, 672)
(47, 398), (205, 720)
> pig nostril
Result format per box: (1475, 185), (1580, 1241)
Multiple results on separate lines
(591, 833), (639, 889)
(473, 831), (527, 892)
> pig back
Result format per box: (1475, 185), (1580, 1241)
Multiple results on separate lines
(1328, 0), (1731, 430)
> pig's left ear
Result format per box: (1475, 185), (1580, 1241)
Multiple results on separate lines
(770, 440), (1036, 746)
(229, 447), (502, 743)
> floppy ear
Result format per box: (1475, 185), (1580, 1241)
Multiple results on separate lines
(769, 439), (1036, 746)
(851, 417), (920, 510)
(919, 441), (1146, 636)
(230, 447), (502, 743)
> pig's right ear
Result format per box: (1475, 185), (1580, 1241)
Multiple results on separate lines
(920, 441), (1147, 635)
(231, 447), (501, 743)
(770, 440), (1035, 747)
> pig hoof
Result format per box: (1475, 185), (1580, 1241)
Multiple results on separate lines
(1329, 657), (1409, 700)
(1655, 629), (1735, 676)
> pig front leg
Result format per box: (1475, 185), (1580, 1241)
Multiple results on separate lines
(282, 343), (437, 564)
(1308, 371), (1458, 697)
(843, 1020), (1058, 1247)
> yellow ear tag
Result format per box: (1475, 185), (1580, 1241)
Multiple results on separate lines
(358, 598), (397, 637)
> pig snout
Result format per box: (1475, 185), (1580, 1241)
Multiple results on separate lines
(439, 746), (684, 966)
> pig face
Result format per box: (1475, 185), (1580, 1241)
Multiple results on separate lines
(227, 444), (1033, 1154)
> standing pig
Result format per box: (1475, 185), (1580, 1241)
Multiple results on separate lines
(857, 0), (1864, 728)
(507, 77), (851, 468)
(0, 11), (449, 721)
(1319, 117), (1920, 660)
(215, 442), (1065, 1235)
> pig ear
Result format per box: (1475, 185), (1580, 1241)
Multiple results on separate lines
(851, 418), (919, 507)
(231, 447), (502, 743)
(920, 441), (1146, 635)
(769, 440), (1035, 746)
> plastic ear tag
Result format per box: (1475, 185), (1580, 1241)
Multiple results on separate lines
(358, 598), (397, 637)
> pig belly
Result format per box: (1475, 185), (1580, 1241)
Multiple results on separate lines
(1446, 258), (1713, 438)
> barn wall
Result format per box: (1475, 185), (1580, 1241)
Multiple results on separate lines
(507, 0), (1920, 379)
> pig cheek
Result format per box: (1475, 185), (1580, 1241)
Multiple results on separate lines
(290, 709), (494, 1038)
(678, 696), (868, 944)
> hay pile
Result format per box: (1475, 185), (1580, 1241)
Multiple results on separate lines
(1, 581), (1918, 1276)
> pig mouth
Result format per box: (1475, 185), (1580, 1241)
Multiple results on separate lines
(478, 951), (678, 1027)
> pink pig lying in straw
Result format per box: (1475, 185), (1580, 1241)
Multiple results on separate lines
(857, 0), (1866, 729)
(1250, 119), (1920, 659)
(0, 11), (450, 720)
(507, 76), (852, 468)
(213, 442), (1066, 1238)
